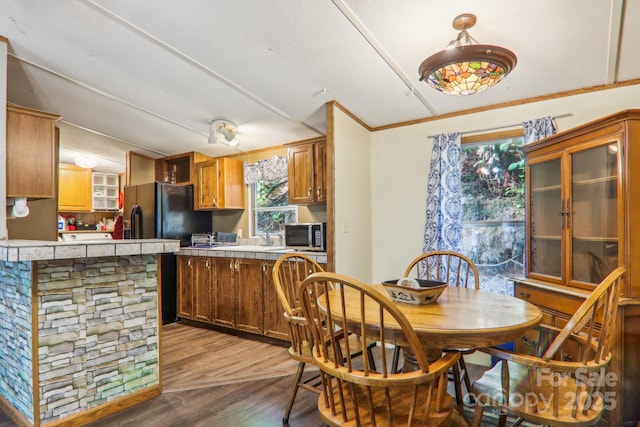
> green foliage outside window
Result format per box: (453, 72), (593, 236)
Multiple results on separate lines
(461, 137), (525, 221)
(255, 179), (297, 234)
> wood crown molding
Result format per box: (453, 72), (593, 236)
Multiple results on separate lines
(329, 79), (640, 133)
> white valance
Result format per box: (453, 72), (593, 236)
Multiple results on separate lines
(243, 155), (288, 184)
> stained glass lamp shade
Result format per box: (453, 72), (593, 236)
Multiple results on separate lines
(418, 14), (517, 96)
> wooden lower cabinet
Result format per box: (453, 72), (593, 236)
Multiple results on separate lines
(234, 258), (264, 334)
(178, 256), (212, 322)
(212, 258), (235, 328)
(194, 257), (212, 322)
(177, 256), (194, 319)
(178, 255), (289, 340)
(514, 279), (640, 426)
(262, 260), (289, 340)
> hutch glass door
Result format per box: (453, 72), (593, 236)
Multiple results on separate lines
(527, 157), (562, 280)
(569, 142), (620, 284)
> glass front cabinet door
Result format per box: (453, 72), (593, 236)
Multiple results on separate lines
(525, 133), (621, 290)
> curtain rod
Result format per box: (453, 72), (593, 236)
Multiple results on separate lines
(427, 113), (572, 138)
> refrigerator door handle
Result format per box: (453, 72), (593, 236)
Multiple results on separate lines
(130, 204), (143, 239)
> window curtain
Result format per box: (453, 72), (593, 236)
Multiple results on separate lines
(243, 155), (287, 184)
(521, 116), (557, 276)
(522, 116), (556, 143)
(422, 133), (462, 253)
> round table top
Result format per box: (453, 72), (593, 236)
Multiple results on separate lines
(326, 285), (543, 349)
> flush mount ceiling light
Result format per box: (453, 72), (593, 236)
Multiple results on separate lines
(418, 13), (517, 96)
(74, 154), (98, 169)
(208, 119), (239, 147)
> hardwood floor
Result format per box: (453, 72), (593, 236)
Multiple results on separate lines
(1, 323), (323, 427)
(0, 322), (490, 427)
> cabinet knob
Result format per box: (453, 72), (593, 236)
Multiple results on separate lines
(519, 291), (530, 299)
(521, 335), (537, 347)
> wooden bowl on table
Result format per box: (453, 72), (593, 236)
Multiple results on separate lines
(382, 278), (447, 305)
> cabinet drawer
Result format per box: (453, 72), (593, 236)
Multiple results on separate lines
(514, 283), (584, 315)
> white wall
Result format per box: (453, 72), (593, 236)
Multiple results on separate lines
(333, 107), (373, 281)
(369, 84), (640, 283)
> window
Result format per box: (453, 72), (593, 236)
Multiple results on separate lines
(250, 178), (297, 236)
(459, 132), (526, 295)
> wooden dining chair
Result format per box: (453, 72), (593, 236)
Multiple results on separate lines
(395, 250), (480, 408)
(299, 271), (459, 426)
(471, 267), (625, 427)
(272, 254), (376, 425)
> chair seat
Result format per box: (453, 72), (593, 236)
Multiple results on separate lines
(473, 361), (605, 426)
(290, 334), (376, 363)
(318, 381), (454, 427)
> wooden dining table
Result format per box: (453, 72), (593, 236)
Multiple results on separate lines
(324, 284), (544, 365)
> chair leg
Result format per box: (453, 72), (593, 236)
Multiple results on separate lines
(283, 361), (305, 425)
(452, 361), (464, 406)
(366, 345), (377, 371)
(497, 411), (508, 427)
(391, 345), (401, 373)
(457, 355), (475, 405)
(471, 403), (484, 427)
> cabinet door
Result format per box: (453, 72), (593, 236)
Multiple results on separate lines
(195, 160), (218, 209)
(235, 259), (264, 334)
(288, 144), (315, 203)
(213, 258), (235, 328)
(58, 164), (93, 212)
(6, 106), (58, 198)
(194, 257), (212, 322)
(195, 158), (245, 210)
(526, 154), (563, 282)
(177, 256), (193, 319)
(568, 140), (621, 285)
(314, 141), (327, 203)
(218, 158), (246, 209)
(262, 261), (289, 340)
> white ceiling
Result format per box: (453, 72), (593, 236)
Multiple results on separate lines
(2, 0), (637, 173)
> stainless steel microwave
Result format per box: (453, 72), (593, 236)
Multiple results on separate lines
(284, 223), (326, 252)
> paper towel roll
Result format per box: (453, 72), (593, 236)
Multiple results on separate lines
(12, 197), (30, 218)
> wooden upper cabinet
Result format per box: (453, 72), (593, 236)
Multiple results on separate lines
(314, 140), (327, 203)
(58, 164), (93, 212)
(155, 151), (212, 185)
(194, 157), (245, 210)
(287, 139), (326, 204)
(6, 105), (60, 198)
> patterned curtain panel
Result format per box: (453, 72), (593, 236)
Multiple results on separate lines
(522, 116), (557, 275)
(423, 133), (462, 253)
(522, 116), (556, 143)
(244, 155), (287, 184)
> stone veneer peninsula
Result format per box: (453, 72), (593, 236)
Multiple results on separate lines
(0, 238), (180, 427)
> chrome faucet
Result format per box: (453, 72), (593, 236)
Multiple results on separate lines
(260, 231), (271, 246)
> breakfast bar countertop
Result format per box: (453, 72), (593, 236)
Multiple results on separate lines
(0, 238), (181, 262)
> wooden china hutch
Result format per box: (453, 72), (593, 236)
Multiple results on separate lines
(513, 110), (640, 426)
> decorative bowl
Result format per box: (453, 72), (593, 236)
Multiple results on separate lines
(382, 278), (447, 305)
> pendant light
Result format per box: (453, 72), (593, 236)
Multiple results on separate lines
(418, 13), (517, 96)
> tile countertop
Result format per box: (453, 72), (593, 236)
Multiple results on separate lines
(179, 246), (328, 263)
(0, 239), (181, 262)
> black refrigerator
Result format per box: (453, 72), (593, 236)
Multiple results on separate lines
(123, 182), (211, 324)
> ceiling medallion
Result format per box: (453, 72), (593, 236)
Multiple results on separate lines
(418, 13), (517, 96)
